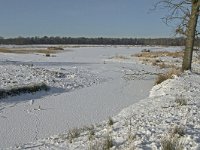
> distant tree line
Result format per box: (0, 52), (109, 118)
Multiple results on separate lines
(0, 36), (193, 46)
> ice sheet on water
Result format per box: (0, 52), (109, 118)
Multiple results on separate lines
(0, 64), (104, 92)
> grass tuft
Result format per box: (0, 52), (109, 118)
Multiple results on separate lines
(67, 128), (81, 143)
(161, 125), (185, 150)
(133, 51), (183, 58)
(175, 95), (187, 106)
(170, 125), (185, 137)
(102, 134), (113, 150)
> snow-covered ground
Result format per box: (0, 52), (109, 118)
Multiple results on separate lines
(18, 71), (200, 150)
(0, 45), (190, 149)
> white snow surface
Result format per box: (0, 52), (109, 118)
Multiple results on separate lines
(16, 72), (200, 149)
(1, 45), (195, 149)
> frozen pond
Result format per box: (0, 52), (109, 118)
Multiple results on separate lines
(0, 45), (182, 148)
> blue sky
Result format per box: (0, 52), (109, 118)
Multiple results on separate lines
(0, 0), (175, 38)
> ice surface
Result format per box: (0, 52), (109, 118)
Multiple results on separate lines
(0, 45), (192, 149)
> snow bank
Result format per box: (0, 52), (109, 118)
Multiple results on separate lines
(14, 71), (200, 149)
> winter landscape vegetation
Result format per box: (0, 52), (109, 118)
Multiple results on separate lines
(1, 0), (200, 150)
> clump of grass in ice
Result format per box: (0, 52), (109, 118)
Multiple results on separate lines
(0, 83), (49, 99)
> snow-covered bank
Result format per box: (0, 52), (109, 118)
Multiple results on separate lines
(17, 71), (200, 150)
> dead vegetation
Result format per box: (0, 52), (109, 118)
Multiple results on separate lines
(109, 55), (128, 60)
(155, 68), (182, 85)
(133, 51), (183, 58)
(133, 50), (183, 69)
(47, 46), (64, 50)
(161, 125), (185, 150)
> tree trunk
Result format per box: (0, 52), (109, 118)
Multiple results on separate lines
(182, 0), (200, 71)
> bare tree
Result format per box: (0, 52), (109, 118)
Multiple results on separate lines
(156, 0), (200, 71)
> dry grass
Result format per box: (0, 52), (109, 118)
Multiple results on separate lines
(110, 55), (128, 60)
(161, 125), (185, 150)
(153, 61), (178, 69)
(0, 47), (66, 54)
(155, 68), (182, 85)
(47, 46), (64, 50)
(133, 51), (183, 58)
(161, 136), (183, 150)
(133, 51), (183, 69)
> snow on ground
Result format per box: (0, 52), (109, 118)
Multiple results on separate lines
(0, 45), (193, 149)
(0, 64), (103, 91)
(16, 71), (200, 150)
(15, 62), (200, 149)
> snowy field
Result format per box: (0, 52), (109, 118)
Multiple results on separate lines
(0, 45), (190, 149)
